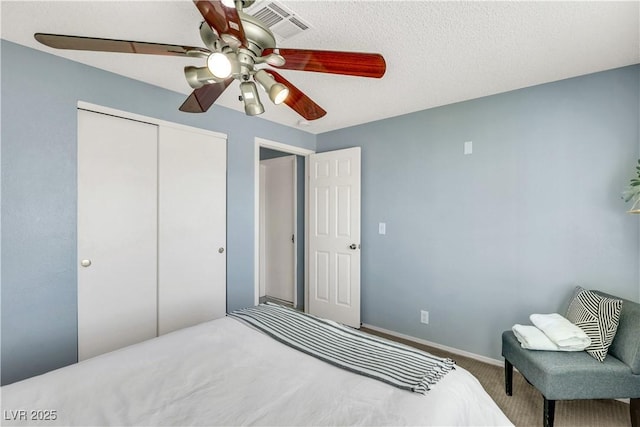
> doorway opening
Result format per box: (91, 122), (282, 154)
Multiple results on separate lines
(254, 138), (314, 310)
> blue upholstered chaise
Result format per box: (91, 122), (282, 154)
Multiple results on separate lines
(502, 291), (640, 427)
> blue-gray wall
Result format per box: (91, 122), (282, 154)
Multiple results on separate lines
(0, 40), (314, 385)
(317, 65), (640, 361)
(2, 38), (638, 384)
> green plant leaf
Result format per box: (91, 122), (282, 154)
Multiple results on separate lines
(622, 160), (640, 203)
(623, 186), (640, 202)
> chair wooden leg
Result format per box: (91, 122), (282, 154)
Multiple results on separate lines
(505, 359), (513, 396)
(544, 398), (555, 427)
(631, 398), (639, 427)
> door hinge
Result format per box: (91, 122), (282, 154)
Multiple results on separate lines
(292, 234), (295, 244)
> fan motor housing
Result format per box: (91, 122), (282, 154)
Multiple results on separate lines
(239, 11), (276, 56)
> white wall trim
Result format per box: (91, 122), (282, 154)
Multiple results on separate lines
(361, 324), (631, 405)
(255, 137), (314, 157)
(77, 101), (227, 140)
(304, 155), (309, 313)
(292, 157), (298, 308)
(254, 138), (314, 306)
(361, 323), (503, 367)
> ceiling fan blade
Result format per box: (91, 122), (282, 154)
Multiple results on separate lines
(179, 79), (234, 113)
(263, 48), (386, 78)
(34, 33), (209, 57)
(268, 70), (327, 121)
(193, 0), (247, 48)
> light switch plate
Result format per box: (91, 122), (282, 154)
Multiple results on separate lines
(421, 310), (429, 324)
(464, 140), (473, 155)
(378, 222), (386, 235)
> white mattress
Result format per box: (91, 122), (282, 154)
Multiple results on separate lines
(1, 317), (513, 426)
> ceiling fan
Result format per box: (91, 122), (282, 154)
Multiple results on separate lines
(34, 0), (386, 121)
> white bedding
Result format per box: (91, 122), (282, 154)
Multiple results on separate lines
(1, 317), (512, 426)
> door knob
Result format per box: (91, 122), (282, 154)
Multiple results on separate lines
(80, 259), (92, 267)
(218, 247), (225, 253)
(349, 244), (357, 250)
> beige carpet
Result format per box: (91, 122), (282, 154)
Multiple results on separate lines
(361, 327), (631, 427)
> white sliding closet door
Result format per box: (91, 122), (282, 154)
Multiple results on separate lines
(78, 107), (228, 359)
(158, 126), (227, 335)
(78, 110), (158, 360)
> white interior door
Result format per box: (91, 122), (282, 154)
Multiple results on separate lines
(261, 156), (295, 303)
(77, 110), (158, 360)
(307, 147), (361, 327)
(158, 126), (227, 335)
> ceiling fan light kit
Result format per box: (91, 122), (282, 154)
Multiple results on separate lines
(240, 81), (265, 116)
(206, 52), (233, 79)
(254, 69), (289, 104)
(33, 0), (386, 121)
(185, 66), (219, 88)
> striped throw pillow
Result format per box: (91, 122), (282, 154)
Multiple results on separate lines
(566, 287), (623, 362)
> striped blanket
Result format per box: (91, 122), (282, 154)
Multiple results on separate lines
(228, 303), (455, 394)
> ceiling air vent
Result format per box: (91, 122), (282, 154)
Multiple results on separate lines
(246, 1), (312, 42)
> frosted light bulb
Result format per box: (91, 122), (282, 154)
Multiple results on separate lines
(207, 53), (232, 79)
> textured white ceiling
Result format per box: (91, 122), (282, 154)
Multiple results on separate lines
(2, 1), (639, 134)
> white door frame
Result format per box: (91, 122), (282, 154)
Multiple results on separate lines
(254, 137), (314, 306)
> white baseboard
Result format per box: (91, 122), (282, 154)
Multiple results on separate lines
(360, 324), (632, 405)
(361, 323), (503, 367)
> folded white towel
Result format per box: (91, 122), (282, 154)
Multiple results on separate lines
(512, 324), (560, 351)
(530, 313), (591, 351)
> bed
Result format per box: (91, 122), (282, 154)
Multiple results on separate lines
(1, 304), (512, 426)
